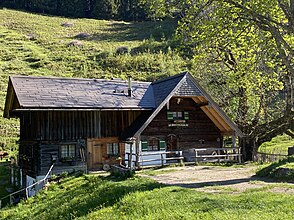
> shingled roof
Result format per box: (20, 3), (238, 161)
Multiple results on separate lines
(4, 72), (243, 137)
(4, 76), (155, 115)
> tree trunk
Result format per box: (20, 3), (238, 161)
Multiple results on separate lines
(239, 136), (256, 161)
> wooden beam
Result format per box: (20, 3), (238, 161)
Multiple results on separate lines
(209, 108), (232, 131)
(200, 106), (226, 131)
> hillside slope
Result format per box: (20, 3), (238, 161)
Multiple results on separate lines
(0, 9), (184, 151)
(1, 174), (294, 219)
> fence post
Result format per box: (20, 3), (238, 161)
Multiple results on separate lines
(0, 199), (2, 209)
(238, 148), (241, 163)
(217, 149), (220, 163)
(10, 195), (13, 205)
(136, 153), (141, 169)
(25, 188), (28, 199)
(195, 149), (198, 163)
(161, 153), (164, 167)
(179, 151), (183, 165)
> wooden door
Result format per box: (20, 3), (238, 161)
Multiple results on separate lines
(167, 134), (178, 151)
(87, 140), (103, 170)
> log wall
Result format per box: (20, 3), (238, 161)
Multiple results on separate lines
(141, 98), (222, 150)
(20, 110), (142, 141)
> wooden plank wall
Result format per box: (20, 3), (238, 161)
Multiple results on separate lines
(141, 98), (222, 150)
(20, 110), (142, 141)
(18, 141), (39, 177)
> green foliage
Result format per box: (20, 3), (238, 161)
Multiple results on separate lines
(259, 134), (294, 155)
(256, 156), (294, 181)
(176, 1), (287, 127)
(91, 0), (119, 20)
(0, 0), (147, 21)
(1, 174), (294, 219)
(0, 9), (182, 154)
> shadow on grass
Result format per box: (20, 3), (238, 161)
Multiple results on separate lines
(29, 175), (164, 220)
(81, 20), (177, 42)
(256, 156), (294, 181)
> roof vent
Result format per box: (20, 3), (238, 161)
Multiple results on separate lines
(128, 77), (132, 97)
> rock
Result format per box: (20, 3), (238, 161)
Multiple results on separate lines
(67, 40), (83, 47)
(75, 32), (90, 39)
(61, 22), (74, 27)
(116, 46), (129, 55)
(26, 34), (37, 40)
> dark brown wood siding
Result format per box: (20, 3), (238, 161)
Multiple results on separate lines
(141, 98), (222, 150)
(19, 110), (142, 176)
(19, 111), (142, 141)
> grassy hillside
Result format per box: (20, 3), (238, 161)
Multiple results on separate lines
(259, 134), (294, 155)
(1, 174), (294, 219)
(0, 9), (185, 152)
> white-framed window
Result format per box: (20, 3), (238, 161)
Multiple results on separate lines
(60, 144), (76, 158)
(107, 143), (119, 156)
(167, 111), (189, 120)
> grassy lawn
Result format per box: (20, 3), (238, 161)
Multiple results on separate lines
(0, 173), (293, 220)
(259, 134), (294, 155)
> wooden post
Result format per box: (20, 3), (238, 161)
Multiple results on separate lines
(232, 133), (237, 161)
(179, 151), (183, 165)
(217, 149), (220, 163)
(161, 153), (164, 167)
(135, 140), (140, 169)
(136, 153), (140, 169)
(0, 199), (2, 209)
(195, 149), (198, 163)
(10, 195), (13, 205)
(238, 148), (241, 163)
(25, 188), (28, 199)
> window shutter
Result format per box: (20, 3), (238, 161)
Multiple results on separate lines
(184, 111), (189, 120)
(167, 111), (173, 120)
(141, 141), (148, 151)
(159, 140), (166, 151)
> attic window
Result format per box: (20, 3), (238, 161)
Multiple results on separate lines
(167, 111), (189, 120)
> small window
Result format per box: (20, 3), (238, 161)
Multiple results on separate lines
(107, 143), (119, 156)
(167, 111), (189, 120)
(60, 144), (76, 158)
(148, 138), (159, 151)
(141, 139), (166, 151)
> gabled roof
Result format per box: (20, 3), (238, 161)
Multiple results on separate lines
(132, 72), (243, 137)
(4, 76), (155, 117)
(4, 72), (243, 137)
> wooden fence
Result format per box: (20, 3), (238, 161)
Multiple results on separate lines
(254, 152), (288, 163)
(126, 147), (242, 168)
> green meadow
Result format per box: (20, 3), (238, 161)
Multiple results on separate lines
(0, 173), (294, 220)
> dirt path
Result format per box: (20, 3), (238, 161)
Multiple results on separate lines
(139, 165), (294, 193)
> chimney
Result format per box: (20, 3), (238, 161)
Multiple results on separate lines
(128, 77), (132, 97)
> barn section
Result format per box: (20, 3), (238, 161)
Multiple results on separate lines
(3, 75), (154, 186)
(123, 73), (243, 166)
(3, 72), (243, 186)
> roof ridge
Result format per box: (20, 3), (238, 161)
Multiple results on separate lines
(9, 75), (151, 84)
(151, 72), (188, 85)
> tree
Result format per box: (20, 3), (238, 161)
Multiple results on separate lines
(176, 0), (293, 160)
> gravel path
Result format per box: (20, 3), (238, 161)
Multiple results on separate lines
(140, 165), (294, 193)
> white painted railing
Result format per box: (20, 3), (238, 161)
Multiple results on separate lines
(0, 163), (55, 209)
